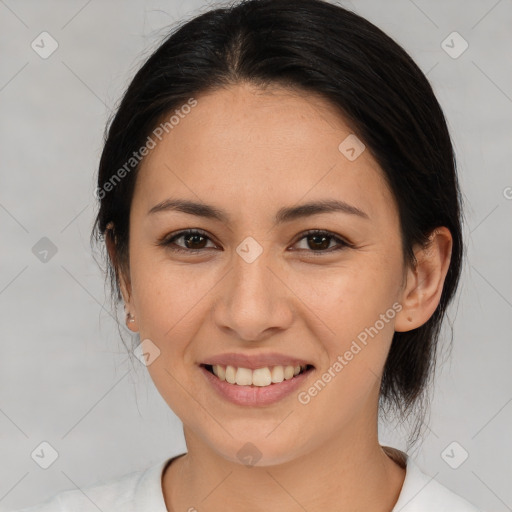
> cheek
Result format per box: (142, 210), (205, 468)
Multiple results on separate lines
(130, 248), (205, 332)
(294, 269), (398, 426)
(291, 257), (400, 338)
(289, 259), (401, 404)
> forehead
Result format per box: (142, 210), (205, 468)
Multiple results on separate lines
(133, 83), (397, 225)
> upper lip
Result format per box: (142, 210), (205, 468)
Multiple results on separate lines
(201, 352), (314, 370)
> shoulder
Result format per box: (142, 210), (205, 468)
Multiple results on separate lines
(393, 455), (484, 512)
(10, 458), (171, 512)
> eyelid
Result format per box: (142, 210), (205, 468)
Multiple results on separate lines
(290, 229), (354, 253)
(158, 228), (354, 254)
(156, 228), (217, 251)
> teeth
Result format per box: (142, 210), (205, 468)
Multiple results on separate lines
(216, 365), (226, 381)
(209, 364), (308, 387)
(225, 365), (236, 384)
(235, 367), (253, 386)
(271, 365), (284, 383)
(284, 365), (295, 380)
(252, 367), (272, 386)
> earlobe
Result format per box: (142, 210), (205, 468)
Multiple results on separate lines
(394, 263), (420, 332)
(118, 270), (139, 332)
(123, 304), (138, 331)
(105, 223), (138, 332)
(395, 227), (453, 332)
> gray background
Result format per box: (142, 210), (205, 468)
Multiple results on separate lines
(1, 0), (511, 510)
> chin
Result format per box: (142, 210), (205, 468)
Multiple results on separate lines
(204, 427), (311, 468)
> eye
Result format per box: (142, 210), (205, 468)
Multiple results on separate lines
(158, 228), (353, 255)
(291, 229), (353, 255)
(157, 229), (218, 253)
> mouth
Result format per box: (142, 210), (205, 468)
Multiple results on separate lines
(201, 363), (314, 387)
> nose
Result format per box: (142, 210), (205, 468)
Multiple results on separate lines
(213, 248), (294, 343)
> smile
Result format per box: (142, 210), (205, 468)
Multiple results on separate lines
(199, 358), (315, 406)
(203, 364), (313, 387)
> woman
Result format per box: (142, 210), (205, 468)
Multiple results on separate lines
(15, 0), (482, 510)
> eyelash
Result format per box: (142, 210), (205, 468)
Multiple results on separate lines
(157, 228), (354, 256)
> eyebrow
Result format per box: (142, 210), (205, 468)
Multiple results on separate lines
(147, 198), (370, 224)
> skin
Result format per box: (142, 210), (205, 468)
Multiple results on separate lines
(108, 82), (453, 512)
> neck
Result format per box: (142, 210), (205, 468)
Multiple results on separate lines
(162, 415), (406, 512)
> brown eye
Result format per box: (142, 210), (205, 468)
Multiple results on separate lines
(180, 232), (208, 250)
(292, 229), (352, 254)
(305, 233), (331, 250)
(158, 228), (352, 256)
(159, 229), (217, 253)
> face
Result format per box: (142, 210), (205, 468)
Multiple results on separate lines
(118, 83), (411, 466)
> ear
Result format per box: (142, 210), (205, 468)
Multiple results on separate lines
(105, 223), (139, 332)
(395, 227), (453, 332)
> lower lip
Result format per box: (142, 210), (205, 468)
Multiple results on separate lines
(200, 366), (313, 406)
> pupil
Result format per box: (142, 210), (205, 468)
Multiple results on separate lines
(186, 233), (206, 249)
(309, 234), (329, 250)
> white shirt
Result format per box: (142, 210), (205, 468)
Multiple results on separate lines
(12, 449), (483, 511)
